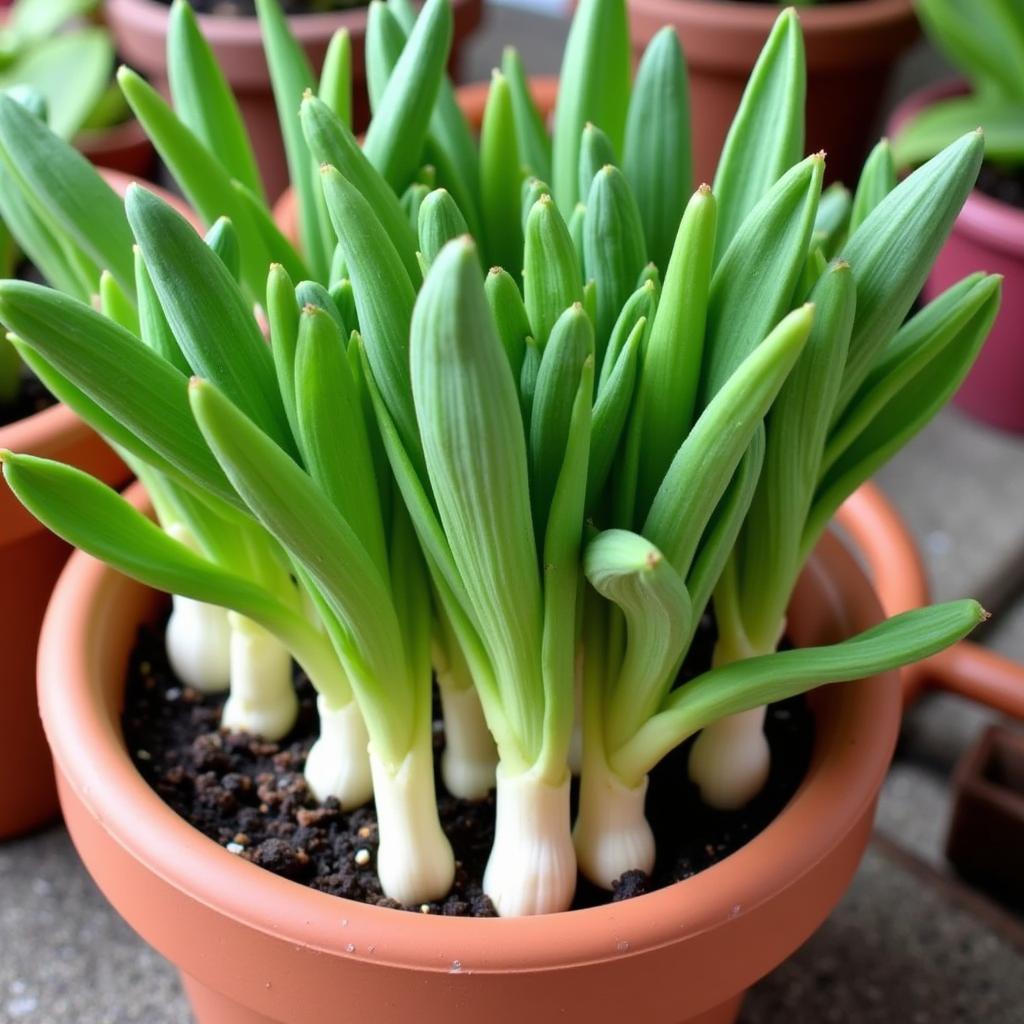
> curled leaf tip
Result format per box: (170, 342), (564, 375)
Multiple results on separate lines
(0, 449), (12, 464)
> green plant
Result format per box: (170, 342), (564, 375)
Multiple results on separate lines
(0, 0), (127, 142)
(894, 0), (1024, 170)
(0, 0), (993, 916)
(0, 1), (132, 405)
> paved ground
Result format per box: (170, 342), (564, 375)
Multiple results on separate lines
(2, 6), (1024, 1024)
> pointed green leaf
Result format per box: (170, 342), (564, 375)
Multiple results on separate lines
(623, 26), (692, 272)
(712, 8), (805, 261)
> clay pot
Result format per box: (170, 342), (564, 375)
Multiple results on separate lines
(104, 0), (484, 203)
(626, 0), (919, 187)
(76, 116), (157, 178)
(0, 170), (196, 841)
(888, 80), (1024, 434)
(39, 480), (900, 1023)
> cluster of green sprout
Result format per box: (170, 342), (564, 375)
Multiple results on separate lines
(0, 0), (995, 915)
(894, 0), (1024, 171)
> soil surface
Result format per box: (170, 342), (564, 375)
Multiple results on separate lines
(124, 614), (814, 917)
(0, 374), (56, 428)
(153, 0), (366, 14)
(976, 163), (1024, 211)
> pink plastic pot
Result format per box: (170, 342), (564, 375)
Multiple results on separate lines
(889, 81), (1024, 434)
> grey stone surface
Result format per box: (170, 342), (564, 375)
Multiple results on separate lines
(875, 760), (951, 870)
(741, 843), (1024, 1024)
(0, 828), (186, 1024)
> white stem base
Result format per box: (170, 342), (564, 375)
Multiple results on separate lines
(370, 743), (455, 905)
(304, 696), (373, 809)
(439, 684), (497, 800)
(483, 765), (577, 917)
(573, 766), (653, 889)
(166, 596), (231, 694)
(220, 613), (299, 742)
(687, 706), (769, 810)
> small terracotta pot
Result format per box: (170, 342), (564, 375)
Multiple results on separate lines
(0, 170), (196, 841)
(105, 0), (484, 203)
(75, 116), (157, 178)
(627, 0), (919, 187)
(39, 481), (900, 1023)
(888, 80), (1024, 434)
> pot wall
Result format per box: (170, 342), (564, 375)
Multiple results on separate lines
(889, 80), (1024, 434)
(39, 486), (901, 1023)
(105, 0), (483, 202)
(627, 0), (919, 187)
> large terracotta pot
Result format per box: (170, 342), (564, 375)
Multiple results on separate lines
(626, 0), (919, 187)
(888, 80), (1024, 434)
(0, 170), (194, 841)
(39, 478), (900, 1024)
(105, 0), (484, 202)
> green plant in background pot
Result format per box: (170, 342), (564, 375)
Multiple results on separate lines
(0, 0), (997, 921)
(893, 0), (1024, 170)
(0, 0), (128, 146)
(887, 0), (1024, 434)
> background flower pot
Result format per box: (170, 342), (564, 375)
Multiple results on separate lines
(104, 0), (484, 202)
(0, 170), (194, 841)
(626, 0), (919, 187)
(0, 8), (155, 177)
(889, 80), (1024, 434)
(38, 479), (901, 1024)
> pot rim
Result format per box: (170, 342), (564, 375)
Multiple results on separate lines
(628, 0), (916, 28)
(39, 482), (901, 972)
(104, 0), (369, 44)
(887, 78), (1024, 259)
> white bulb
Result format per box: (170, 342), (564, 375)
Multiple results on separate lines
(483, 765), (577, 916)
(573, 767), (653, 889)
(165, 595), (231, 693)
(220, 613), (299, 742)
(687, 707), (770, 810)
(305, 695), (373, 809)
(438, 684), (497, 800)
(370, 743), (455, 905)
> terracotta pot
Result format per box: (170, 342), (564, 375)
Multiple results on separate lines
(0, 170), (196, 841)
(105, 0), (484, 203)
(627, 0), (919, 187)
(39, 480), (900, 1023)
(888, 80), (1024, 434)
(75, 116), (157, 178)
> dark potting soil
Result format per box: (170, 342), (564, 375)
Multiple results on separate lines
(0, 373), (56, 428)
(976, 163), (1024, 211)
(123, 614), (814, 917)
(152, 0), (366, 14)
